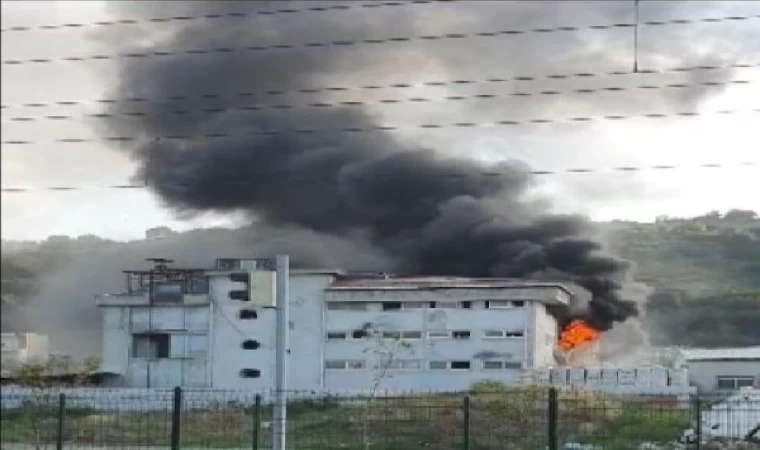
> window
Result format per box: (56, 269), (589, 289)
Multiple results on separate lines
(154, 282), (183, 303)
(452, 330), (470, 339)
(717, 376), (755, 390)
(325, 360), (366, 370)
(512, 301), (525, 308)
(401, 331), (422, 339)
(429, 361), (447, 370)
(188, 277), (209, 294)
(327, 332), (347, 340)
(483, 360), (522, 370)
(382, 331), (402, 340)
(484, 330), (505, 339)
(435, 302), (459, 309)
(486, 300), (510, 309)
(461, 301), (472, 309)
(428, 331), (451, 339)
(240, 368), (261, 378)
(402, 302), (426, 310)
(325, 360), (345, 369)
(347, 360), (366, 369)
(241, 339), (260, 350)
(382, 302), (402, 311)
(375, 359), (422, 370)
(450, 361), (471, 370)
(239, 309), (257, 319)
(351, 330), (367, 339)
(483, 360), (503, 370)
(132, 333), (170, 359)
(506, 331), (524, 338)
(327, 302), (367, 311)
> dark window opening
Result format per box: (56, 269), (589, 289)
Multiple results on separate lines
(229, 272), (249, 283)
(351, 330), (367, 339)
(512, 301), (525, 307)
(239, 309), (257, 319)
(461, 301), (472, 309)
(241, 340), (261, 350)
(506, 331), (524, 338)
(452, 330), (471, 339)
(154, 282), (183, 303)
(451, 361), (471, 370)
(230, 291), (249, 301)
(327, 332), (347, 340)
(429, 302), (437, 308)
(240, 368), (261, 378)
(382, 302), (402, 311)
(132, 333), (170, 359)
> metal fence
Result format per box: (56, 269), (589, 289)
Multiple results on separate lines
(1, 387), (758, 450)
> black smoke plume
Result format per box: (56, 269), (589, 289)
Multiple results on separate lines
(94, 1), (663, 331)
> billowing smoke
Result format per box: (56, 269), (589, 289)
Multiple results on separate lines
(91, 0), (735, 333)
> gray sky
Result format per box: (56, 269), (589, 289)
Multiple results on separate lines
(2, 0), (759, 241)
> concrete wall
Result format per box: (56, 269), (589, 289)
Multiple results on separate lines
(322, 289), (551, 391)
(208, 272), (335, 390)
(101, 305), (210, 388)
(685, 360), (760, 393)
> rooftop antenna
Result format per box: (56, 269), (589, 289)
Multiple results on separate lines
(146, 258), (174, 271)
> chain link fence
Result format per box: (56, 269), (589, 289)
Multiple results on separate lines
(1, 386), (758, 450)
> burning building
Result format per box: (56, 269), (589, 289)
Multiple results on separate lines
(97, 258), (585, 390)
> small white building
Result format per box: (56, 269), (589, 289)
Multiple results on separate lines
(676, 346), (760, 393)
(96, 258), (572, 390)
(0, 332), (49, 375)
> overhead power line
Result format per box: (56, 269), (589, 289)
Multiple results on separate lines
(4, 14), (758, 66)
(2, 62), (756, 111)
(3, 79), (754, 123)
(2, 108), (757, 145)
(1, 1), (447, 33)
(2, 162), (756, 193)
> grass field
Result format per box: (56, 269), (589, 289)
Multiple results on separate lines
(0, 386), (695, 450)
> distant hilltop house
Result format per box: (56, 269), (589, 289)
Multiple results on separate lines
(144, 226), (175, 241)
(0, 332), (49, 375)
(676, 346), (760, 393)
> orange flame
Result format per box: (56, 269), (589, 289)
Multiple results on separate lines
(557, 320), (600, 351)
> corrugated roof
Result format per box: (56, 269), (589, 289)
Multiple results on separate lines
(680, 346), (760, 361)
(328, 276), (573, 294)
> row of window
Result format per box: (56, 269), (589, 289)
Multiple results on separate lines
(716, 376), (755, 389)
(325, 359), (522, 371)
(326, 329), (524, 341)
(327, 300), (526, 311)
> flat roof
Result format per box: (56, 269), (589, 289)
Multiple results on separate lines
(680, 346), (760, 361)
(327, 276), (574, 295)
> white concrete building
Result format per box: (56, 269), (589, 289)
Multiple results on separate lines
(96, 258), (572, 390)
(676, 346), (760, 393)
(0, 332), (49, 375)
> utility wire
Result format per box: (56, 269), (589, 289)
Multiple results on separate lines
(3, 80), (754, 123)
(2, 162), (756, 193)
(4, 62), (756, 110)
(1, 1), (447, 33)
(4, 14), (758, 66)
(2, 108), (757, 145)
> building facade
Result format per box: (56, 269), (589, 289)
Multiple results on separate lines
(676, 346), (760, 393)
(97, 258), (572, 390)
(0, 332), (49, 375)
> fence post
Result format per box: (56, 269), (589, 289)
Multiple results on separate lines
(694, 396), (702, 450)
(252, 394), (262, 450)
(463, 395), (471, 450)
(56, 393), (66, 450)
(548, 387), (559, 450)
(171, 386), (182, 450)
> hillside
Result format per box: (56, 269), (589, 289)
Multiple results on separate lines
(2, 210), (759, 350)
